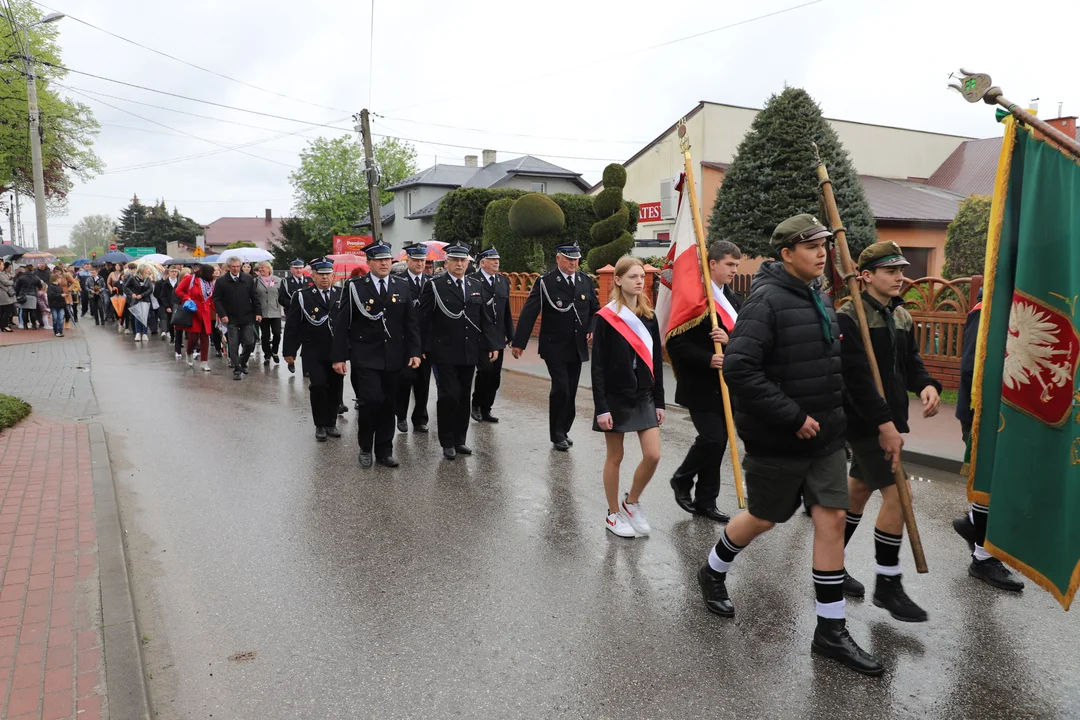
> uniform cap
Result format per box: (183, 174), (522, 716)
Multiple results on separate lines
(445, 244), (471, 259)
(404, 244), (428, 259)
(857, 241), (910, 271)
(770, 214), (833, 251)
(364, 244), (393, 260)
(311, 258), (334, 274)
(290, 258), (305, 268)
(556, 244), (582, 259)
(478, 248), (500, 260)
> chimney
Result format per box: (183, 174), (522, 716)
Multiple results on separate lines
(482, 149), (497, 167)
(465, 155), (478, 168)
(265, 209), (272, 223)
(1046, 116), (1077, 141)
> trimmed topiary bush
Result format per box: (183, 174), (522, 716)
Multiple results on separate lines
(508, 194), (565, 237)
(586, 163), (635, 270)
(483, 197), (534, 272)
(0, 394), (31, 431)
(433, 187), (528, 252)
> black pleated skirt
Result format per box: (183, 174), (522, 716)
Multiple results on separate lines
(593, 392), (658, 433)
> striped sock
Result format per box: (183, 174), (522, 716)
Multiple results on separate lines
(707, 529), (745, 574)
(813, 568), (847, 619)
(874, 528), (903, 576)
(843, 512), (863, 547)
(971, 503), (991, 560)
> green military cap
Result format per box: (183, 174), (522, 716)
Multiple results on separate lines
(770, 214), (833, 251)
(857, 241), (910, 271)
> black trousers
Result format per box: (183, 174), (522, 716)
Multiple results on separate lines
(433, 363), (475, 449)
(395, 357), (431, 426)
(352, 366), (401, 456)
(0, 304), (13, 329)
(302, 354), (344, 429)
(472, 349), (504, 412)
(80, 290), (89, 315)
(545, 358), (582, 443)
(158, 307), (174, 339)
(89, 296), (104, 324)
(672, 408), (729, 510)
(260, 317), (282, 356)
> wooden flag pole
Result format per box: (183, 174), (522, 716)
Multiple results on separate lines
(814, 145), (928, 574)
(682, 148), (746, 509)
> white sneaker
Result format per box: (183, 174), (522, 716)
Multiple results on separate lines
(621, 497), (651, 536)
(161, 332), (168, 340)
(134, 334), (141, 342)
(605, 511), (637, 538)
(201, 362), (211, 372)
(175, 352), (182, 360)
(186, 353), (194, 367)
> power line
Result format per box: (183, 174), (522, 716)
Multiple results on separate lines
(385, 0), (825, 114)
(67, 191), (291, 204)
(372, 113), (648, 144)
(29, 0), (353, 114)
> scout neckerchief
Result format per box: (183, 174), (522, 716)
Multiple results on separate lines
(298, 287), (333, 333)
(540, 272), (581, 326)
(348, 278), (390, 338)
(433, 275), (481, 332)
(597, 301), (654, 377)
(711, 281), (738, 332)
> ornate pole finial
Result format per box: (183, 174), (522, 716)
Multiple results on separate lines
(947, 69), (994, 104)
(676, 117), (690, 153)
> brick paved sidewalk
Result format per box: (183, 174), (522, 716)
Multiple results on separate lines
(0, 419), (105, 720)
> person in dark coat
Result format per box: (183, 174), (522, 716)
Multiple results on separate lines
(154, 265), (180, 342)
(592, 256), (665, 538)
(417, 244), (497, 460)
(393, 244), (433, 432)
(283, 259), (344, 442)
(14, 267), (43, 329)
(332, 244), (422, 468)
(510, 244), (600, 451)
(696, 214), (894, 678)
(470, 248), (515, 423)
(837, 242), (939, 621)
(277, 258), (311, 311)
(213, 257), (262, 380)
(666, 239), (744, 523)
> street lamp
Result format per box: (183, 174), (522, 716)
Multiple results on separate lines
(0, 10), (64, 251)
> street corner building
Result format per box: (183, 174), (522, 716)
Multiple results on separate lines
(967, 114), (1080, 609)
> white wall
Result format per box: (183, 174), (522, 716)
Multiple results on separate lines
(495, 176), (584, 195)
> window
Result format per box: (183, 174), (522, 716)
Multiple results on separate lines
(406, 190), (416, 215)
(899, 247), (931, 280)
(531, 182), (547, 193)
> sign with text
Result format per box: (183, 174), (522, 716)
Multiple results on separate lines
(333, 235), (374, 254)
(127, 247), (155, 258)
(638, 202), (664, 223)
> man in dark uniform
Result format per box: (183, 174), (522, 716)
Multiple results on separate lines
(417, 244), (497, 460)
(283, 259), (344, 442)
(511, 244), (600, 451)
(667, 239), (744, 523)
(394, 244), (433, 433)
(471, 248), (515, 423)
(332, 244), (421, 468)
(278, 258), (312, 311)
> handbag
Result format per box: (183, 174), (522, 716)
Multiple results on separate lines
(172, 305), (195, 327)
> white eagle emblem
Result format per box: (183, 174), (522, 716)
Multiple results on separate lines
(1004, 299), (1074, 403)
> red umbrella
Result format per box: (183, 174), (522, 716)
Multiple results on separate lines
(326, 254), (368, 281)
(394, 242), (447, 262)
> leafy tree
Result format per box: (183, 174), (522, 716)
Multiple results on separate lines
(943, 195), (990, 279)
(226, 240), (258, 249)
(290, 135), (417, 245)
(0, 0), (103, 241)
(270, 217), (326, 267)
(586, 164), (635, 270)
(69, 213), (117, 257)
(709, 87), (877, 259)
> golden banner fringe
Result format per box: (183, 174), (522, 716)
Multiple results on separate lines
(663, 310), (708, 344)
(985, 540), (1079, 611)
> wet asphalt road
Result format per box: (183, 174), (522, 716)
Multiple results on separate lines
(82, 329), (1079, 720)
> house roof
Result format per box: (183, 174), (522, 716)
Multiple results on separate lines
(462, 155), (591, 191)
(408, 199), (442, 219)
(860, 175), (965, 223)
(386, 164), (478, 192)
(925, 137), (1002, 198)
(202, 217), (283, 249)
(355, 208), (396, 229)
(701, 161), (730, 172)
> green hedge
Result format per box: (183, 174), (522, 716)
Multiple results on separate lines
(0, 394), (31, 431)
(509, 194), (565, 237)
(586, 163), (634, 271)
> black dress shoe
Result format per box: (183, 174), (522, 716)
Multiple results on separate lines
(953, 514), (977, 553)
(470, 407), (482, 422)
(842, 569), (866, 599)
(566, 438), (574, 447)
(337, 404), (348, 415)
(697, 564), (735, 618)
(481, 412), (499, 423)
(443, 447), (457, 460)
(553, 440), (570, 452)
(414, 424), (428, 433)
(811, 618), (884, 676)
(233, 371), (242, 381)
(358, 451), (373, 468)
(263, 358), (270, 366)
(455, 445), (473, 456)
(272, 355), (280, 363)
(694, 506), (731, 524)
(315, 427), (328, 442)
(872, 574), (928, 622)
(670, 477), (695, 514)
(241, 364), (250, 374)
(287, 362), (295, 373)
(969, 557), (1024, 591)
(397, 420), (408, 433)
(376, 455), (400, 468)
(324, 426), (341, 439)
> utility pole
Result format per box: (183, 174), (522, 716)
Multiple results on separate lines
(14, 191), (22, 244)
(23, 56), (49, 250)
(355, 109), (383, 244)
(6, 195), (15, 245)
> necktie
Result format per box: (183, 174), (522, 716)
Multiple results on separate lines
(455, 278), (463, 300)
(322, 290), (328, 305)
(566, 273), (573, 286)
(378, 279), (387, 300)
(489, 276), (495, 290)
(413, 277), (421, 295)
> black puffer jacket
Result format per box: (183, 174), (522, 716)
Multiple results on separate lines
(722, 260), (845, 457)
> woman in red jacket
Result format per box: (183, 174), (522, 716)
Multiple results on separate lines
(175, 264), (217, 372)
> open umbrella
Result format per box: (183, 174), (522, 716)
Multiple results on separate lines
(71, 258), (90, 267)
(393, 241), (447, 262)
(163, 258), (191, 266)
(201, 254), (220, 264)
(0, 244), (29, 257)
(100, 251), (133, 264)
(326, 254), (368, 281)
(139, 253), (172, 264)
(15, 252), (58, 264)
(218, 247), (273, 263)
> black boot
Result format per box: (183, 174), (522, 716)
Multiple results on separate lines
(470, 406), (482, 422)
(811, 618), (884, 676)
(953, 515), (977, 553)
(969, 557), (1025, 592)
(872, 574), (928, 622)
(670, 476), (695, 514)
(842, 569), (865, 598)
(697, 564), (734, 618)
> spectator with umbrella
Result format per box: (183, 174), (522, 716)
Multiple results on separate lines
(125, 265), (155, 341)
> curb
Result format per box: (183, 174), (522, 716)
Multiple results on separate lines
(902, 448), (963, 476)
(88, 422), (153, 720)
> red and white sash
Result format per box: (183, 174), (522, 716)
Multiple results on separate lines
(598, 302), (655, 377)
(712, 281), (738, 332)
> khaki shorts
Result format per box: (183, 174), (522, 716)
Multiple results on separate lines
(848, 435), (896, 492)
(744, 449), (849, 523)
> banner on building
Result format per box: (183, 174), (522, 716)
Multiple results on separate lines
(333, 235), (374, 255)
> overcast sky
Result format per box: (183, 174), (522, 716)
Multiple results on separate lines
(25, 0), (1080, 251)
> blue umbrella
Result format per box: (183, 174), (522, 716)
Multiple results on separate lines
(201, 254), (220, 263)
(100, 251), (133, 264)
(71, 258), (90, 267)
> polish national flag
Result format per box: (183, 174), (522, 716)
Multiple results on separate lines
(656, 173), (712, 345)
